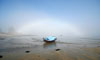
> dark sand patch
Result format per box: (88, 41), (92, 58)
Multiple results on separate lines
(0, 55), (3, 58)
(25, 51), (30, 53)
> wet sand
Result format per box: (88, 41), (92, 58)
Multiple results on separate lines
(0, 35), (100, 60)
(17, 47), (100, 60)
(2, 47), (99, 60)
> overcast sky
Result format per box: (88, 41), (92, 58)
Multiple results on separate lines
(0, 0), (100, 37)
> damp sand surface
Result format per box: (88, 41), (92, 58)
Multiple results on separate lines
(0, 35), (100, 60)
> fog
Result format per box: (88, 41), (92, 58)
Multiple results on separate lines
(17, 20), (82, 37)
(0, 0), (100, 38)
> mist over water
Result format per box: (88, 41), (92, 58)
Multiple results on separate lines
(0, 10), (100, 39)
(0, 0), (100, 38)
(17, 20), (83, 38)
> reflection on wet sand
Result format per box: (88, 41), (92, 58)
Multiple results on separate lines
(43, 42), (56, 48)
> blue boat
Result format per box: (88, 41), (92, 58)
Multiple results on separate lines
(43, 36), (57, 42)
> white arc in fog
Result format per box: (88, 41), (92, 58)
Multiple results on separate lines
(17, 20), (83, 37)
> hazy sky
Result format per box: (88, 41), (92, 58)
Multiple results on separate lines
(0, 0), (100, 37)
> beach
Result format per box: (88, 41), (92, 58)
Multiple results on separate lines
(0, 34), (100, 60)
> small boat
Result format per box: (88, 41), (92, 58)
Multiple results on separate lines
(43, 36), (57, 42)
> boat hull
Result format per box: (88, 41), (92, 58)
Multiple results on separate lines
(43, 38), (57, 43)
(43, 36), (57, 43)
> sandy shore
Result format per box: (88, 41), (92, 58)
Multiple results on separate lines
(17, 47), (100, 60)
(0, 35), (100, 60)
(1, 47), (99, 60)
